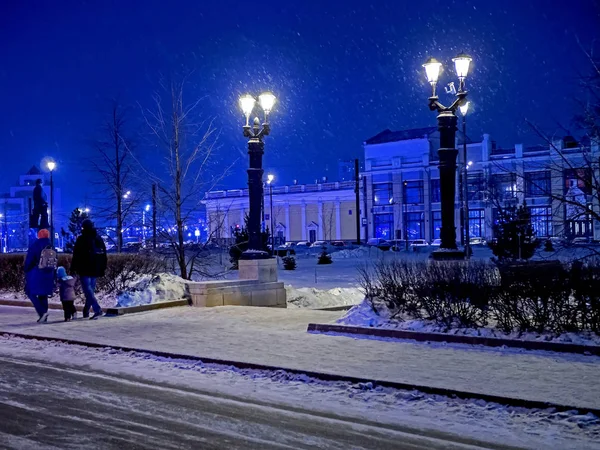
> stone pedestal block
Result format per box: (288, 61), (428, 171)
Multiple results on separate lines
(188, 279), (286, 308)
(239, 258), (278, 282)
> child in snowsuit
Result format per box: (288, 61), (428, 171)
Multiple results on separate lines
(56, 266), (77, 321)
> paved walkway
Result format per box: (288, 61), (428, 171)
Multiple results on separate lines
(0, 305), (599, 411)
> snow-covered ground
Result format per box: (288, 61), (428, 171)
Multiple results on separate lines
(286, 286), (363, 309)
(114, 273), (189, 307)
(0, 334), (598, 450)
(1, 305), (599, 413)
(339, 299), (600, 347)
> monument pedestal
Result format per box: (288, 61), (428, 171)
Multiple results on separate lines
(189, 258), (286, 308)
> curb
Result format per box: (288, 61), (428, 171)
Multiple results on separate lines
(104, 299), (190, 316)
(0, 299), (84, 312)
(307, 323), (600, 357)
(1, 330), (598, 416)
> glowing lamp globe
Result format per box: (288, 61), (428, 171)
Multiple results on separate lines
(47, 161), (56, 171)
(459, 101), (470, 116)
(239, 95), (256, 117)
(422, 57), (442, 84)
(258, 92), (276, 113)
(453, 53), (472, 79)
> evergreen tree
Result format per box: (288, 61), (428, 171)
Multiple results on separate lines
(61, 208), (89, 252)
(228, 215), (270, 269)
(489, 202), (539, 261)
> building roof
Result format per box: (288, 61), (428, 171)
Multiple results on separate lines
(364, 127), (438, 145)
(26, 165), (42, 175)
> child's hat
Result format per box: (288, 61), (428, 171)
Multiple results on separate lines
(56, 266), (67, 279)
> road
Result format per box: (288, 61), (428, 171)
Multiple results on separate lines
(0, 355), (512, 450)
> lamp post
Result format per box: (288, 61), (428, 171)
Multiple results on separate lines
(47, 161), (56, 248)
(267, 174), (274, 248)
(0, 213), (4, 254)
(423, 53), (472, 259)
(239, 92), (276, 258)
(143, 204), (150, 247)
(460, 101), (471, 259)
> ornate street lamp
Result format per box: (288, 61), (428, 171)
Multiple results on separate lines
(423, 52), (472, 259)
(239, 92), (276, 259)
(47, 160), (56, 248)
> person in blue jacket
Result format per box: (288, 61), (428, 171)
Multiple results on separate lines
(24, 229), (55, 323)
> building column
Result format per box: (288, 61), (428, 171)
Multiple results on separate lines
(285, 203), (290, 241)
(335, 199), (341, 240)
(223, 212), (229, 239)
(301, 202), (307, 240)
(317, 201), (324, 240)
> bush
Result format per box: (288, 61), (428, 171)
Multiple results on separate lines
(492, 261), (573, 333)
(0, 253), (166, 295)
(317, 251), (332, 265)
(361, 258), (600, 335)
(413, 262), (494, 329)
(282, 256), (297, 270)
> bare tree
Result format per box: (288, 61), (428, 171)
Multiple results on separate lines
(143, 79), (233, 280)
(90, 101), (138, 252)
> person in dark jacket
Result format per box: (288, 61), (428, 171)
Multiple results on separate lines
(56, 266), (77, 321)
(31, 178), (49, 229)
(70, 219), (107, 320)
(24, 229), (55, 323)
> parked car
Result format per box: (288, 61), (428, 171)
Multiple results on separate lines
(410, 239), (429, 247)
(277, 242), (296, 250)
(295, 241), (312, 249)
(469, 237), (487, 246)
(331, 240), (346, 247)
(388, 239), (406, 251)
(312, 240), (329, 249)
(367, 238), (391, 251)
(430, 238), (442, 247)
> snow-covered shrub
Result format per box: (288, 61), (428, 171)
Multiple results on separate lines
(96, 254), (167, 294)
(492, 261), (572, 333)
(317, 251), (332, 265)
(570, 260), (600, 333)
(413, 261), (496, 329)
(282, 256), (297, 270)
(0, 253), (73, 293)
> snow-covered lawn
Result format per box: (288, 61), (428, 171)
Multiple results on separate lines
(0, 334), (598, 449)
(339, 299), (600, 347)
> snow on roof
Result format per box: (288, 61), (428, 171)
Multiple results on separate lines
(364, 127), (438, 145)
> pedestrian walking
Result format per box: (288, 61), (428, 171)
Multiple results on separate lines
(56, 266), (77, 321)
(70, 219), (107, 320)
(24, 229), (57, 323)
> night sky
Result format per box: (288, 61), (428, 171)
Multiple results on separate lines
(1, 0), (598, 211)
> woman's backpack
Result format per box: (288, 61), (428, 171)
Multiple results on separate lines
(38, 246), (58, 270)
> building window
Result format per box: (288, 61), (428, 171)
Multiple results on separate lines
(468, 209), (485, 238)
(406, 212), (424, 239)
(491, 173), (517, 201)
(374, 213), (393, 239)
(467, 173), (486, 201)
(530, 207), (552, 237)
(430, 179), (441, 203)
(404, 180), (424, 204)
(525, 171), (550, 197)
(373, 174), (393, 206)
(431, 211), (442, 239)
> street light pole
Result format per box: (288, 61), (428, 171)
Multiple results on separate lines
(267, 174), (275, 248)
(152, 183), (157, 250)
(403, 181), (408, 251)
(239, 93), (276, 259)
(47, 161), (56, 248)
(460, 102), (471, 259)
(422, 53), (472, 260)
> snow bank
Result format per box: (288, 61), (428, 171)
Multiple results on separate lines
(286, 285), (364, 309)
(116, 273), (190, 307)
(331, 246), (384, 260)
(339, 299), (600, 346)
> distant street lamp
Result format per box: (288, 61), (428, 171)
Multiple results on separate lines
(267, 174), (275, 248)
(423, 53), (472, 258)
(47, 160), (56, 248)
(143, 204), (151, 247)
(238, 92), (276, 258)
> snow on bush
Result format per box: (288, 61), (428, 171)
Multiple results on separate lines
(116, 273), (190, 307)
(338, 298), (600, 346)
(331, 246), (384, 260)
(286, 285), (364, 309)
